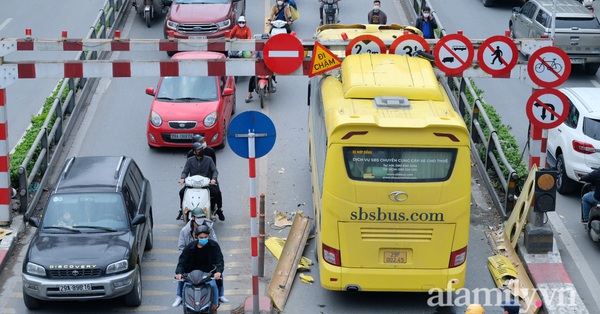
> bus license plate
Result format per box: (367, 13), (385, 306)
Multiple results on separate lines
(171, 133), (193, 140)
(384, 251), (407, 263)
(59, 284), (92, 291)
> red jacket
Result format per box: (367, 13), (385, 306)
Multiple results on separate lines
(229, 25), (252, 39)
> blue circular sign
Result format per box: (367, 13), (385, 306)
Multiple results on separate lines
(227, 111), (276, 159)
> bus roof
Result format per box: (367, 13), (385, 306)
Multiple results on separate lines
(341, 54), (444, 101)
(314, 24), (422, 41)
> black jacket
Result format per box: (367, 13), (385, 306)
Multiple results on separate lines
(582, 168), (600, 201)
(180, 155), (218, 181)
(186, 147), (217, 166)
(415, 16), (438, 39)
(175, 239), (224, 275)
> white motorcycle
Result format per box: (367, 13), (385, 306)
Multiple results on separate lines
(269, 19), (289, 36)
(182, 175), (218, 223)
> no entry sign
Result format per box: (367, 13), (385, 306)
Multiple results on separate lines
(477, 35), (518, 77)
(527, 46), (571, 88)
(526, 89), (570, 129)
(263, 34), (305, 75)
(389, 34), (430, 56)
(345, 35), (387, 56)
(434, 32), (474, 76)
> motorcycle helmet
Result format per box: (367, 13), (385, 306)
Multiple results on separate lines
(192, 134), (204, 143)
(191, 207), (207, 219)
(238, 16), (246, 23)
(192, 142), (205, 152)
(465, 304), (485, 314)
(195, 224), (211, 235)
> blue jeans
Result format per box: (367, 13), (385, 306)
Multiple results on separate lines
(178, 278), (224, 299)
(582, 191), (599, 220)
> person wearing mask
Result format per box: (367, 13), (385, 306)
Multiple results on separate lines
(267, 0), (293, 34)
(415, 6), (438, 39)
(317, 0), (340, 26)
(173, 209), (227, 307)
(367, 0), (387, 24)
(179, 142), (225, 221)
(173, 225), (224, 312)
(186, 135), (217, 166)
(581, 168), (600, 223)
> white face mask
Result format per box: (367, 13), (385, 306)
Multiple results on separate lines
(423, 13), (430, 18)
(277, 1), (283, 5)
(373, 5), (380, 10)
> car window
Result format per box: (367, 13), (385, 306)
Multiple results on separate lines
(522, 2), (537, 19)
(41, 193), (128, 230)
(583, 117), (600, 141)
(564, 99), (579, 129)
(122, 185), (137, 219)
(157, 76), (218, 101)
(555, 17), (600, 29)
(536, 10), (550, 28)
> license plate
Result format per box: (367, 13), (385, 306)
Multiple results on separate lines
(59, 284), (92, 291)
(384, 251), (407, 263)
(171, 133), (194, 140)
(189, 36), (207, 40)
(570, 58), (585, 64)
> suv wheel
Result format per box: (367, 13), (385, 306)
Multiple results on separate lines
(23, 293), (42, 310)
(124, 264), (143, 306)
(556, 154), (578, 195)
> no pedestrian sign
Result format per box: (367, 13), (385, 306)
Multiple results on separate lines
(309, 41), (342, 78)
(526, 89), (569, 129)
(477, 35), (518, 77)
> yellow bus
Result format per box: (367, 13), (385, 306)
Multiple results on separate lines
(307, 53), (471, 292)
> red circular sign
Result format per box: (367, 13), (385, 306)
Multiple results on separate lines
(527, 46), (571, 88)
(263, 34), (304, 74)
(345, 35), (387, 56)
(526, 89), (570, 129)
(477, 35), (518, 77)
(434, 33), (474, 76)
(389, 34), (430, 56)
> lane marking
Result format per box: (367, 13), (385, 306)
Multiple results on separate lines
(590, 80), (600, 88)
(0, 18), (12, 32)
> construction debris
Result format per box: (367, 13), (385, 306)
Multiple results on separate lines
(0, 228), (12, 241)
(299, 274), (314, 284)
(265, 236), (313, 270)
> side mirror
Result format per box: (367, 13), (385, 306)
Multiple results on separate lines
(223, 87), (235, 96)
(512, 7), (522, 13)
(145, 87), (155, 96)
(132, 214), (147, 226)
(28, 217), (41, 228)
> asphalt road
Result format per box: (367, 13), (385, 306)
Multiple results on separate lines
(0, 1), (528, 313)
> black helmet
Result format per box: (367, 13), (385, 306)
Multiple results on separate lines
(192, 134), (204, 143)
(192, 142), (205, 152)
(195, 225), (211, 235)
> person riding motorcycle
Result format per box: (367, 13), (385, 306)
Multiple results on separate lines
(318, 0), (341, 26)
(174, 225), (224, 312)
(186, 135), (217, 166)
(267, 0), (293, 34)
(581, 168), (600, 223)
(179, 142), (225, 221)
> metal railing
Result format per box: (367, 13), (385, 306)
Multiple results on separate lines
(16, 0), (131, 221)
(410, 0), (519, 218)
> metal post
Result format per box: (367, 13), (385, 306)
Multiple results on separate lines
(247, 132), (259, 314)
(0, 88), (10, 225)
(259, 194), (265, 277)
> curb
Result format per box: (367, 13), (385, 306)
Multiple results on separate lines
(517, 236), (589, 313)
(0, 216), (25, 274)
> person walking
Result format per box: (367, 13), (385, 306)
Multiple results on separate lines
(415, 6), (438, 39)
(367, 0), (387, 24)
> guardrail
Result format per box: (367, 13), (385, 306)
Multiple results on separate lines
(410, 0), (519, 218)
(16, 0), (132, 221)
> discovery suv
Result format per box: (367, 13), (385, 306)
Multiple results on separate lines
(546, 88), (600, 194)
(22, 156), (153, 309)
(163, 0), (246, 41)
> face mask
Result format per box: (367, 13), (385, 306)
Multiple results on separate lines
(238, 22), (245, 27)
(277, 1), (283, 5)
(195, 150), (205, 157)
(373, 5), (380, 10)
(198, 238), (209, 246)
(423, 13), (430, 18)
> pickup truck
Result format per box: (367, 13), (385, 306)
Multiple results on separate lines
(509, 0), (600, 74)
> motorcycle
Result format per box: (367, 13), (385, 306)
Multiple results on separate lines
(322, 0), (340, 25)
(578, 0), (595, 12)
(581, 183), (600, 242)
(182, 175), (218, 224)
(178, 270), (218, 313)
(253, 21), (287, 109)
(133, 0), (164, 28)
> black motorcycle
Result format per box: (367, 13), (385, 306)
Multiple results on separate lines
(179, 270), (218, 313)
(322, 0), (340, 25)
(581, 183), (600, 242)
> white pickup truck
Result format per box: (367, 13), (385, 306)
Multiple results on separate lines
(510, 0), (600, 74)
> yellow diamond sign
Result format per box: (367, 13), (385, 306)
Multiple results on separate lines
(309, 41), (343, 78)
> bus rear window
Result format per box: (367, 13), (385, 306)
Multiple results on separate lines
(343, 147), (457, 182)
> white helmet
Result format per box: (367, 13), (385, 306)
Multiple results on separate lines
(238, 16), (246, 23)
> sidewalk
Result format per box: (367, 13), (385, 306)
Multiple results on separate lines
(0, 216), (25, 274)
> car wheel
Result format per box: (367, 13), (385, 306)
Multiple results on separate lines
(556, 154), (578, 195)
(124, 264), (143, 307)
(217, 124), (227, 149)
(144, 216), (154, 251)
(482, 0), (494, 7)
(23, 292), (42, 310)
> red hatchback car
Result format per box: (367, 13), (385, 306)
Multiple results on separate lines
(146, 51), (236, 148)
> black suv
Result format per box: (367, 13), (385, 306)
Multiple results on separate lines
(22, 156), (153, 309)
